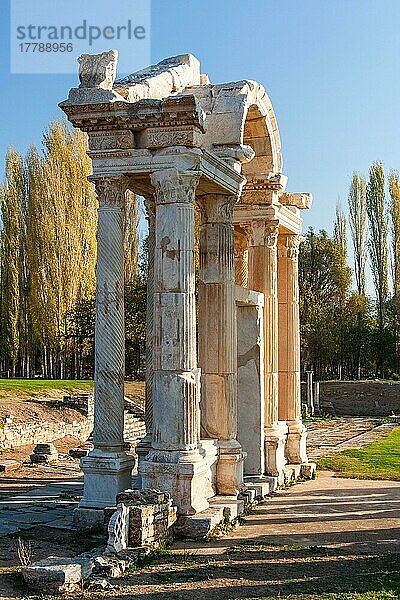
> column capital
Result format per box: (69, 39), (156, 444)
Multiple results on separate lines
(199, 194), (238, 224)
(150, 169), (200, 205)
(278, 233), (304, 259)
(245, 219), (279, 248)
(91, 176), (130, 208)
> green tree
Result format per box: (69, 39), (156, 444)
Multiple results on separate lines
(366, 162), (389, 376)
(348, 172), (367, 296)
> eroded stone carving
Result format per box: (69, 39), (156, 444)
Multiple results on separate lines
(78, 49), (118, 90)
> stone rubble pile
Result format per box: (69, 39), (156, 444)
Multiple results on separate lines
(30, 443), (59, 464)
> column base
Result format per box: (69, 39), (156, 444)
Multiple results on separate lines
(286, 420), (308, 464)
(264, 421), (288, 479)
(216, 440), (246, 496)
(78, 449), (135, 510)
(139, 449), (210, 516)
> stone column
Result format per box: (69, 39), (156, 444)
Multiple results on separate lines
(247, 219), (287, 478)
(234, 229), (248, 287)
(76, 177), (135, 520)
(198, 194), (245, 496)
(277, 234), (307, 464)
(136, 196), (155, 469)
(139, 169), (209, 515)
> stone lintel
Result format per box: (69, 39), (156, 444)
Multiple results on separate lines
(278, 205), (303, 235)
(233, 203), (279, 230)
(280, 192), (313, 210)
(88, 147), (245, 197)
(235, 285), (264, 307)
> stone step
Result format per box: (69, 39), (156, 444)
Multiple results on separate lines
(244, 475), (278, 498)
(208, 496), (245, 520)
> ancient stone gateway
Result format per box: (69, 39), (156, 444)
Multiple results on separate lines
(60, 52), (313, 528)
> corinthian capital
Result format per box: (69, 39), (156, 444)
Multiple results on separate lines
(245, 219), (279, 248)
(150, 169), (200, 205)
(92, 177), (130, 208)
(278, 234), (303, 259)
(198, 194), (238, 224)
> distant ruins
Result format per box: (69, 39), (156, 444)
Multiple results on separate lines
(60, 51), (313, 530)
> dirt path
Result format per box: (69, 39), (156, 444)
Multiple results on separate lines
(75, 471), (400, 600)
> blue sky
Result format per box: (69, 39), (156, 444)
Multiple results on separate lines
(1, 0), (400, 234)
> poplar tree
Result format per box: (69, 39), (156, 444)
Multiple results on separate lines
(366, 162), (388, 329)
(0, 149), (26, 376)
(348, 173), (367, 296)
(366, 162), (389, 376)
(389, 171), (400, 300)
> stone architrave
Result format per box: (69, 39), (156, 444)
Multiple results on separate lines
(277, 233), (308, 464)
(198, 194), (245, 496)
(139, 168), (210, 515)
(77, 177), (135, 514)
(246, 219), (287, 477)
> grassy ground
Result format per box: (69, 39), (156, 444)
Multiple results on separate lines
(0, 378), (93, 401)
(318, 427), (400, 480)
(0, 379), (146, 402)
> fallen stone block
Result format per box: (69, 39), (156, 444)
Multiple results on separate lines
(69, 447), (89, 458)
(93, 554), (125, 578)
(0, 459), (21, 472)
(22, 552), (96, 593)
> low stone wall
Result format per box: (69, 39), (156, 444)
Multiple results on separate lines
(0, 416), (91, 450)
(314, 381), (400, 416)
(0, 394), (146, 450)
(124, 412), (146, 442)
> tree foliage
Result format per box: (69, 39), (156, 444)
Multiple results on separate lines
(0, 121), (143, 379)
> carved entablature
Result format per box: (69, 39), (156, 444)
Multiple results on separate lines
(244, 219), (279, 248)
(60, 95), (206, 153)
(280, 192), (313, 210)
(92, 177), (130, 208)
(88, 130), (135, 151)
(240, 173), (288, 205)
(150, 169), (200, 205)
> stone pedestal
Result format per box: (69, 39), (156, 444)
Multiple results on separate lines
(198, 194), (245, 496)
(277, 233), (307, 464)
(75, 178), (135, 523)
(247, 219), (287, 477)
(139, 169), (209, 515)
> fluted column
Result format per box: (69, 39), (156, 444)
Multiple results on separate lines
(140, 168), (209, 515)
(198, 194), (245, 496)
(246, 219), (287, 477)
(278, 233), (307, 463)
(234, 229), (248, 287)
(76, 177), (135, 516)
